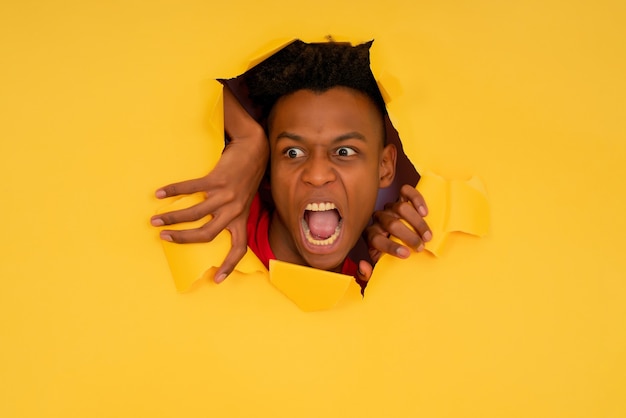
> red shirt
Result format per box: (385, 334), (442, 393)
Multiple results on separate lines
(246, 194), (358, 278)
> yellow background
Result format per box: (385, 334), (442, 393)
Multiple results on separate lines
(1, 1), (625, 417)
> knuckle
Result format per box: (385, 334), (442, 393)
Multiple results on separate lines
(205, 228), (220, 242)
(231, 200), (245, 216)
(396, 202), (413, 218)
(218, 192), (233, 205)
(189, 206), (205, 221)
(160, 213), (174, 225)
(212, 175), (229, 189)
(400, 184), (414, 196)
(232, 245), (247, 259)
(406, 235), (422, 248)
(369, 234), (387, 251)
(416, 218), (429, 233)
(393, 201), (406, 214)
(230, 232), (248, 250)
(165, 184), (178, 196)
(221, 189), (236, 204)
(388, 217), (404, 231)
(380, 240), (397, 255)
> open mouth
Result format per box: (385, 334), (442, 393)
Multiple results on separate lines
(301, 202), (342, 246)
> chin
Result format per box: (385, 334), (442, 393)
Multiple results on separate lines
(302, 251), (348, 273)
(297, 235), (350, 273)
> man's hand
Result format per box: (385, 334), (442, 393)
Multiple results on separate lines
(365, 184), (432, 264)
(150, 138), (266, 283)
(151, 86), (268, 283)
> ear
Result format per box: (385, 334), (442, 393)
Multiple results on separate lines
(378, 144), (397, 188)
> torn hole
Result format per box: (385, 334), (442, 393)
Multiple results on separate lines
(218, 39), (421, 296)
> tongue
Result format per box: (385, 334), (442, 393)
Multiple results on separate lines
(307, 210), (339, 239)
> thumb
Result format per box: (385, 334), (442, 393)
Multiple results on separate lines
(356, 260), (373, 283)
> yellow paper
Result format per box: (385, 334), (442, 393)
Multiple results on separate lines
(207, 81), (224, 143)
(156, 193), (266, 291)
(408, 171), (490, 256)
(159, 38), (458, 303)
(2, 1), (625, 418)
(269, 259), (361, 312)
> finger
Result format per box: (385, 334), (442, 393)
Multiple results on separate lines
(368, 247), (383, 265)
(368, 232), (411, 259)
(394, 201), (432, 243)
(158, 218), (226, 244)
(374, 209), (425, 250)
(356, 260), (373, 283)
(400, 184), (428, 216)
(155, 177), (207, 199)
(364, 223), (386, 263)
(152, 188), (245, 226)
(151, 198), (221, 226)
(214, 222), (248, 283)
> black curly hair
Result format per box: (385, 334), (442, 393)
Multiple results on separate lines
(221, 38), (421, 248)
(243, 40), (387, 125)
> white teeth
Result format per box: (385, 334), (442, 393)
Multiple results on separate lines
(301, 220), (342, 246)
(302, 202), (341, 246)
(305, 202), (336, 211)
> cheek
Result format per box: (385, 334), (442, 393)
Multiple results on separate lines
(272, 169), (297, 195)
(270, 165), (297, 217)
(345, 173), (379, 225)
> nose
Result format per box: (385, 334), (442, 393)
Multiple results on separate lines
(301, 152), (336, 187)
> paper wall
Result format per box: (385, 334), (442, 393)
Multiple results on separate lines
(1, 1), (625, 417)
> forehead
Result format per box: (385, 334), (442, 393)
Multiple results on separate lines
(268, 87), (384, 143)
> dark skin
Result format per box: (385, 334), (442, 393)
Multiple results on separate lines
(151, 86), (432, 282)
(267, 87), (396, 275)
(151, 86), (268, 282)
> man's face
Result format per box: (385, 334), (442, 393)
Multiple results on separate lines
(267, 87), (396, 271)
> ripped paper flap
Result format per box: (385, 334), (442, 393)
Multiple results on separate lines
(415, 171), (490, 256)
(269, 259), (362, 312)
(156, 193), (266, 292)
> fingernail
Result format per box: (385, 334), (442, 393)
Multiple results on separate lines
(151, 217), (164, 227)
(417, 244), (425, 252)
(423, 231), (432, 242)
(396, 247), (410, 258)
(155, 189), (166, 199)
(418, 205), (428, 216)
(215, 273), (227, 283)
(160, 233), (173, 242)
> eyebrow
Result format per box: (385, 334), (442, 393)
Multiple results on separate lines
(275, 131), (367, 143)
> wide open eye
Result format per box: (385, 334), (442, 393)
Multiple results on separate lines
(285, 147), (305, 159)
(336, 147), (356, 157)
